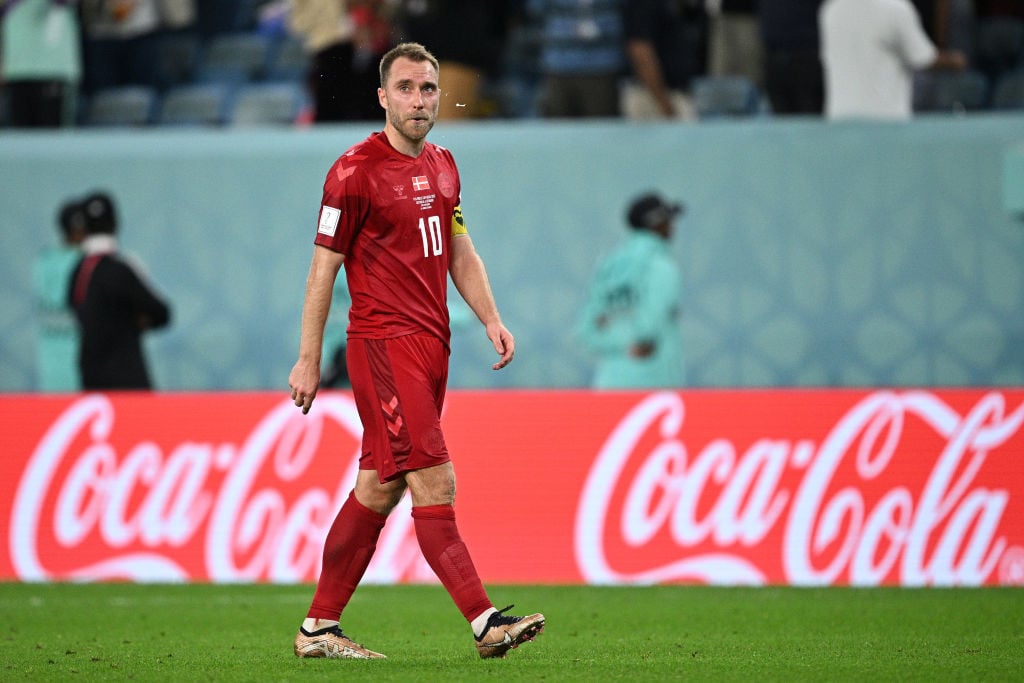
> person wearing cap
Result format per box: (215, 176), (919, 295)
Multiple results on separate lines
(67, 191), (172, 390)
(32, 198), (88, 391)
(576, 191), (685, 389)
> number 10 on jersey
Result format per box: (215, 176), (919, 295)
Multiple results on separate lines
(419, 215), (443, 257)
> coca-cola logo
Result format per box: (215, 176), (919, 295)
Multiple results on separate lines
(575, 390), (1024, 586)
(9, 394), (434, 583)
(8, 390), (1023, 587)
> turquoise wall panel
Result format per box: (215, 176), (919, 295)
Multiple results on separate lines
(2, 116), (1022, 391)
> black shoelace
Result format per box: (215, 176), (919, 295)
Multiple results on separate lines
(488, 604), (522, 627)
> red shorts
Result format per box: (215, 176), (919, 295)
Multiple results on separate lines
(346, 334), (451, 482)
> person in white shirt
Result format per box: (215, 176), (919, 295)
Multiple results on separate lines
(819, 0), (966, 120)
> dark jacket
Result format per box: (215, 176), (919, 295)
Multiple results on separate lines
(68, 252), (171, 389)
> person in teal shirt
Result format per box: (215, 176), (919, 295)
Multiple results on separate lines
(33, 199), (87, 391)
(1, 0), (82, 127)
(576, 192), (685, 389)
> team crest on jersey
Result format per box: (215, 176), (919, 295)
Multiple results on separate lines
(393, 184), (406, 199)
(437, 172), (456, 198)
(412, 175), (430, 191)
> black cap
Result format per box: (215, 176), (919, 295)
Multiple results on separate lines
(82, 192), (118, 234)
(627, 192), (685, 230)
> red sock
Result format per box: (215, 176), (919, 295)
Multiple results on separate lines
(412, 504), (492, 622)
(307, 490), (387, 620)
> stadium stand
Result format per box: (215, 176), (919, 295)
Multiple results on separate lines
(4, 4), (1023, 128)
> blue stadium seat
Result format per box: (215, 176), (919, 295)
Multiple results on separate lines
(84, 86), (158, 127)
(913, 70), (989, 113)
(692, 76), (763, 118)
(196, 32), (272, 85)
(229, 82), (306, 125)
(157, 83), (232, 126)
(265, 37), (308, 83)
(156, 31), (202, 91)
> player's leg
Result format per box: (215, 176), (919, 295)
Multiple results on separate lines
(308, 470), (405, 619)
(405, 462), (490, 618)
(294, 339), (408, 659)
(406, 463), (545, 658)
(392, 333), (544, 658)
(294, 472), (403, 659)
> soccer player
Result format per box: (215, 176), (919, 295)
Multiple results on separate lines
(287, 42), (545, 660)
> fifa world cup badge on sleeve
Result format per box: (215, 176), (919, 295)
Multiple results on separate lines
(318, 206), (341, 237)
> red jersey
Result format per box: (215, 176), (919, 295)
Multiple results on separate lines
(314, 131), (463, 346)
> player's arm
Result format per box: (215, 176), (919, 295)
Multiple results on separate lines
(289, 244), (345, 413)
(449, 232), (515, 370)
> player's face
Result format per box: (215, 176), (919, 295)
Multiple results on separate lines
(379, 57), (440, 147)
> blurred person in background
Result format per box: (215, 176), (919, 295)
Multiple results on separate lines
(758, 0), (824, 115)
(621, 0), (708, 121)
(528, 0), (625, 118)
(349, 1), (394, 101)
(68, 191), (172, 390)
(79, 0), (163, 95)
(78, 0), (192, 95)
(287, 42), (544, 660)
(705, 0), (763, 88)
(287, 0), (390, 121)
(393, 0), (513, 120)
(820, 0), (967, 120)
(33, 199), (87, 391)
(1, 0), (82, 127)
(576, 192), (685, 389)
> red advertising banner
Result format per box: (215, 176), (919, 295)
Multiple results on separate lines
(1, 389), (1022, 586)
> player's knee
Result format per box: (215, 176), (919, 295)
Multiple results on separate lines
(353, 479), (405, 515)
(406, 463), (456, 507)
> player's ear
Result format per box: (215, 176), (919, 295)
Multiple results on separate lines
(378, 88), (387, 109)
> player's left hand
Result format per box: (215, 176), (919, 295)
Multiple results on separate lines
(487, 323), (515, 370)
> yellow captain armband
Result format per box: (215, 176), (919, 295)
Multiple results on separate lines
(451, 205), (468, 236)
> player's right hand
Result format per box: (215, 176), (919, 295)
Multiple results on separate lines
(288, 361), (320, 414)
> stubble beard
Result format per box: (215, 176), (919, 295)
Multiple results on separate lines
(388, 106), (436, 145)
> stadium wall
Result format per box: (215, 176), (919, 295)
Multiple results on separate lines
(2, 389), (1022, 586)
(1, 116), (1023, 391)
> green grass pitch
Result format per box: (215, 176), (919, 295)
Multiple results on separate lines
(1, 583), (1021, 681)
